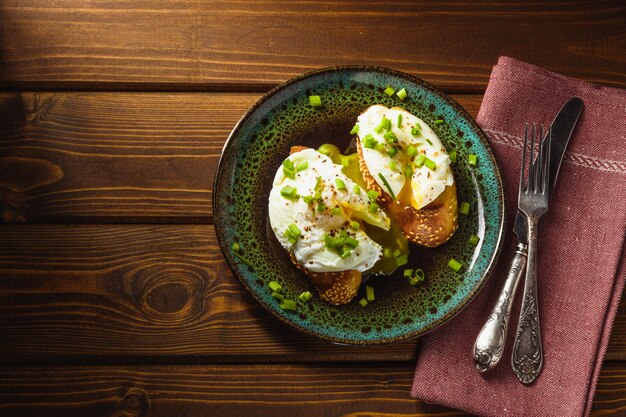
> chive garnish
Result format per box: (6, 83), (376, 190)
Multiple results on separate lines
(233, 251), (254, 268)
(368, 202), (379, 213)
(410, 268), (425, 286)
(404, 164), (414, 178)
(303, 195), (313, 204)
(268, 281), (282, 292)
(363, 134), (378, 149)
(317, 202), (326, 212)
(350, 124), (359, 134)
(468, 154), (478, 166)
(426, 138), (433, 146)
(397, 114), (402, 128)
(331, 207), (341, 215)
(396, 88), (407, 100)
(387, 146), (398, 158)
(367, 189), (379, 202)
(283, 166), (295, 179)
(411, 127), (420, 136)
(389, 161), (397, 171)
(359, 298), (368, 307)
(459, 201), (470, 215)
(383, 117), (392, 131)
(403, 269), (414, 278)
(374, 118), (386, 133)
(280, 299), (298, 311)
(283, 159), (294, 170)
(353, 185), (361, 194)
(435, 119), (444, 125)
(340, 249), (352, 259)
(378, 172), (396, 200)
(366, 285), (375, 301)
(384, 131), (398, 143)
(309, 95), (322, 107)
(374, 142), (386, 153)
(296, 160), (308, 171)
(415, 154), (426, 168)
(288, 223), (300, 237)
(271, 292), (284, 301)
(448, 258), (462, 272)
(469, 235), (480, 246)
(280, 185), (299, 200)
(299, 291), (313, 303)
(350, 220), (360, 230)
(424, 157), (436, 171)
(396, 254), (408, 267)
(393, 249), (401, 257)
(383, 248), (393, 258)
(406, 145), (418, 157)
(449, 150), (457, 164)
(384, 86), (395, 96)
(344, 236), (359, 249)
(232, 242), (241, 253)
(335, 178), (346, 190)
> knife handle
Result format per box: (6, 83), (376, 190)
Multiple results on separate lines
(473, 243), (527, 372)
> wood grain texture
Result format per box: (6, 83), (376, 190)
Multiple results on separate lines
(0, 224), (418, 362)
(0, 224), (623, 362)
(1, 1), (624, 92)
(1, 362), (625, 417)
(0, 92), (480, 223)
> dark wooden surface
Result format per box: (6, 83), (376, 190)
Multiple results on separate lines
(1, 1), (624, 416)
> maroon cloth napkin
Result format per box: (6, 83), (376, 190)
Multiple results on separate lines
(411, 56), (626, 417)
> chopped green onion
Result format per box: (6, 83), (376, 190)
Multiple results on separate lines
(353, 185), (361, 194)
(448, 258), (463, 272)
(409, 277), (421, 286)
(350, 124), (360, 134)
(283, 166), (295, 179)
(368, 202), (379, 213)
(426, 138), (433, 146)
(384, 131), (398, 143)
(404, 164), (414, 178)
(468, 154), (478, 166)
(335, 178), (346, 190)
(415, 154), (426, 168)
(285, 230), (297, 245)
(469, 235), (480, 246)
(341, 156), (350, 167)
(344, 236), (359, 249)
(331, 207), (341, 215)
(303, 195), (314, 204)
(396, 254), (408, 267)
(283, 159), (294, 170)
(367, 190), (379, 202)
(406, 145), (418, 158)
(397, 114), (403, 128)
(435, 119), (444, 125)
(317, 202), (326, 212)
(280, 299), (298, 312)
(387, 146), (398, 158)
(375, 142), (386, 153)
(389, 161), (397, 171)
(383, 117), (392, 131)
(268, 281), (282, 292)
(393, 249), (402, 257)
(411, 127), (420, 136)
(340, 249), (352, 259)
(396, 88), (408, 100)
(280, 185), (299, 200)
(288, 224), (301, 237)
(296, 160), (308, 171)
(384, 86), (395, 96)
(424, 157), (437, 171)
(233, 250), (254, 268)
(232, 242), (241, 253)
(359, 298), (369, 307)
(299, 291), (313, 303)
(366, 285), (375, 301)
(459, 201), (470, 215)
(403, 269), (414, 278)
(378, 172), (397, 200)
(449, 150), (457, 164)
(271, 292), (284, 301)
(363, 134), (378, 149)
(383, 248), (393, 258)
(350, 220), (360, 230)
(309, 95), (322, 107)
(415, 268), (425, 281)
(374, 118), (386, 133)
(410, 268), (425, 286)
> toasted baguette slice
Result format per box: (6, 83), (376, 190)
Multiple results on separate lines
(356, 138), (458, 247)
(285, 146), (362, 305)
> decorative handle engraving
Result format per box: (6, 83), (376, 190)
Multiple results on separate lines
(473, 243), (527, 372)
(512, 217), (543, 384)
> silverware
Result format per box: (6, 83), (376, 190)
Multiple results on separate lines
(511, 124), (550, 384)
(473, 98), (583, 373)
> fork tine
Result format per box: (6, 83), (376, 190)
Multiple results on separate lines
(528, 124), (536, 193)
(535, 125), (544, 193)
(519, 124), (528, 200)
(543, 126), (551, 194)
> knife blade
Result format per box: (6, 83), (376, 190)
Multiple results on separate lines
(512, 97), (584, 243)
(473, 97), (584, 372)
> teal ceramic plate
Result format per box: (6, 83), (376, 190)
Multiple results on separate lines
(214, 66), (504, 345)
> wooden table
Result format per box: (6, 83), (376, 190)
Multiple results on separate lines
(1, 2), (624, 416)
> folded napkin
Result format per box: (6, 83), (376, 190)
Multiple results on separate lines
(411, 56), (626, 417)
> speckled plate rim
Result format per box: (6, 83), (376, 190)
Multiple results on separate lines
(213, 65), (505, 345)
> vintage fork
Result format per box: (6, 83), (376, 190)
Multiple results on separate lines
(511, 124), (551, 384)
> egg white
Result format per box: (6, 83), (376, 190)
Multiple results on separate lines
(268, 148), (389, 273)
(357, 105), (454, 209)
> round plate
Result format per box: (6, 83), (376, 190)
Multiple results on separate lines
(213, 66), (504, 345)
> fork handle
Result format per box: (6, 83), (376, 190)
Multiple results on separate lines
(473, 243), (527, 372)
(512, 217), (544, 384)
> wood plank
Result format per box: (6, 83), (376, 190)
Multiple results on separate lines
(0, 92), (480, 223)
(1, 1), (624, 92)
(0, 224), (624, 362)
(0, 224), (418, 362)
(0, 362), (625, 416)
